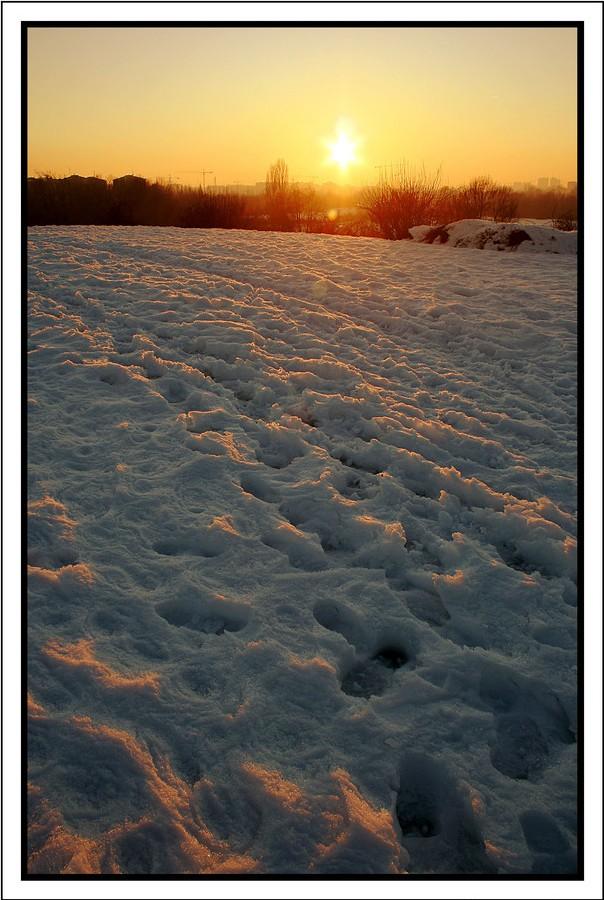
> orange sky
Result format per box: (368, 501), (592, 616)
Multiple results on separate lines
(27, 26), (578, 187)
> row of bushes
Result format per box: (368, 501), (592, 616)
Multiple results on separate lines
(359, 172), (576, 239)
(27, 166), (578, 238)
(27, 174), (248, 228)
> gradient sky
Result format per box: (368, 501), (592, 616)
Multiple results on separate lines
(27, 26), (578, 187)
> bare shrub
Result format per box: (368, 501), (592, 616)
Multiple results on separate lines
(458, 176), (495, 219)
(432, 186), (467, 224)
(431, 179), (517, 224)
(360, 165), (441, 240)
(178, 189), (246, 229)
(298, 185), (322, 233)
(490, 186), (518, 222)
(549, 190), (578, 232)
(551, 212), (577, 232)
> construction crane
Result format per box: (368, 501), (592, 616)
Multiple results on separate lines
(175, 169), (214, 189)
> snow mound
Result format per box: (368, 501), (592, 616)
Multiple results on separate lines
(410, 219), (577, 254)
(27, 226), (577, 876)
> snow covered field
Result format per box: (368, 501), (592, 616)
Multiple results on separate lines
(27, 225), (578, 876)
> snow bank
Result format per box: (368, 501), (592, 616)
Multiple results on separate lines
(410, 219), (577, 254)
(27, 226), (577, 875)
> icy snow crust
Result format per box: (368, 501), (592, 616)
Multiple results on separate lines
(27, 226), (577, 875)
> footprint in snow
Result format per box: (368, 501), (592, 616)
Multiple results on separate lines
(314, 598), (411, 697)
(479, 663), (575, 782)
(402, 588), (451, 628)
(152, 529), (227, 558)
(519, 809), (577, 874)
(156, 592), (249, 634)
(254, 427), (306, 469)
(333, 470), (378, 501)
(341, 645), (409, 699)
(491, 714), (550, 781)
(313, 598), (368, 652)
(395, 752), (495, 874)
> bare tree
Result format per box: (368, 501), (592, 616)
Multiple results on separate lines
(265, 159), (291, 230)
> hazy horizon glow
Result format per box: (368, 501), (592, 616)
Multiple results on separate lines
(27, 26), (578, 187)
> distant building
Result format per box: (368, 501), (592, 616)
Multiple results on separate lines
(549, 177), (561, 189)
(62, 174), (107, 187)
(28, 174), (110, 225)
(112, 175), (147, 189)
(111, 175), (148, 225)
(567, 181), (577, 193)
(212, 183), (264, 195)
(537, 177), (550, 191)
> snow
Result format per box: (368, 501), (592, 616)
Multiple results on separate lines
(410, 219), (577, 254)
(27, 225), (577, 875)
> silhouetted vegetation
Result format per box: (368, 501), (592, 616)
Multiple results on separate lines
(361, 173), (524, 239)
(360, 167), (441, 239)
(27, 175), (247, 229)
(265, 159), (291, 231)
(551, 211), (578, 232)
(27, 169), (578, 238)
(28, 175), (112, 225)
(515, 186), (578, 222)
(263, 159), (335, 233)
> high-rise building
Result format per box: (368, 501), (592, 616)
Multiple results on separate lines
(537, 177), (550, 190)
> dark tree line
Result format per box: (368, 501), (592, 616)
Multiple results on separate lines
(27, 175), (247, 228)
(28, 169), (578, 237)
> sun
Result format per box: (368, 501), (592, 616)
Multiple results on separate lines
(325, 123), (361, 172)
(328, 132), (357, 170)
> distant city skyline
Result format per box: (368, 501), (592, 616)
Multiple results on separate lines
(28, 170), (578, 195)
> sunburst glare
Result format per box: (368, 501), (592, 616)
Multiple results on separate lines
(324, 121), (362, 173)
